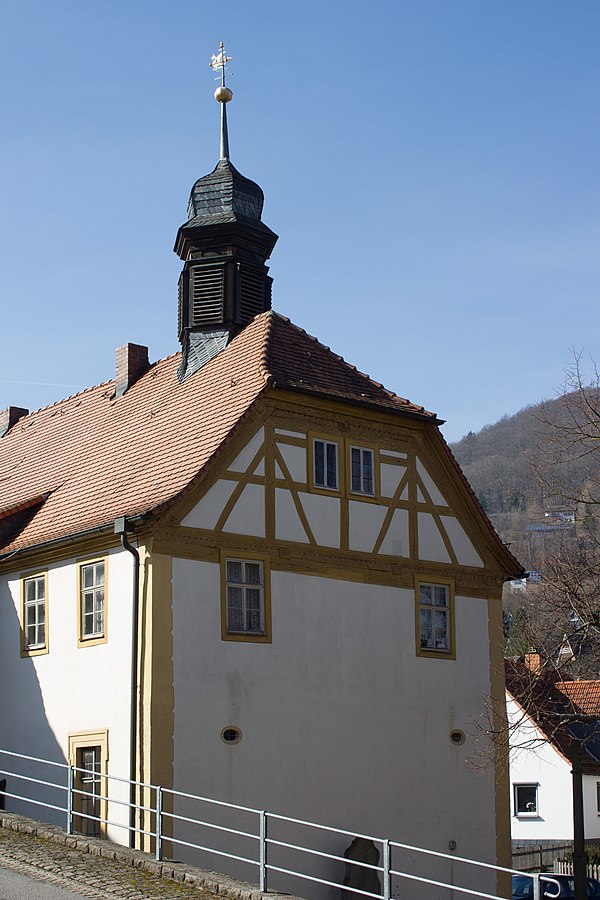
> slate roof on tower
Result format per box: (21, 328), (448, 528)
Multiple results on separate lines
(0, 311), (443, 556)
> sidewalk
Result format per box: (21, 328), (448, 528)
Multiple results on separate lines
(0, 812), (291, 900)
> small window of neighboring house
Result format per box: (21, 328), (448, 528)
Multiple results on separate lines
(514, 783), (539, 817)
(78, 560), (106, 645)
(226, 559), (265, 635)
(350, 446), (375, 496)
(313, 439), (339, 491)
(419, 583), (451, 653)
(22, 573), (47, 655)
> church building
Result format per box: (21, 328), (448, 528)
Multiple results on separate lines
(0, 46), (523, 899)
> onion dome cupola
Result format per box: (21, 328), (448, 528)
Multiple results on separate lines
(175, 43), (278, 381)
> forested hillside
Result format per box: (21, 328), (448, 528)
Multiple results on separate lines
(450, 393), (600, 570)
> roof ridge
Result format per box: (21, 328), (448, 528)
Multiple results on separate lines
(268, 310), (428, 412)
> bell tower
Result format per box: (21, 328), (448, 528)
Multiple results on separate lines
(174, 43), (278, 381)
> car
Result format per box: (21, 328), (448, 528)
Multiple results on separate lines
(512, 874), (600, 899)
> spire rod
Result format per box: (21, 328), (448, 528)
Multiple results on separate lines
(210, 42), (233, 162)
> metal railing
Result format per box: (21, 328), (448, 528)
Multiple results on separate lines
(0, 747), (530, 899)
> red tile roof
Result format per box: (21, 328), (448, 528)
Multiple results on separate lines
(0, 312), (438, 556)
(505, 659), (600, 770)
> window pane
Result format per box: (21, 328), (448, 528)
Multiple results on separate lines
(26, 580), (36, 602)
(314, 440), (325, 485)
(420, 608), (432, 648)
(516, 785), (537, 814)
(420, 585), (433, 604)
(351, 447), (361, 492)
(94, 562), (104, 586)
(84, 593), (94, 614)
(94, 611), (104, 634)
(82, 566), (94, 589)
(326, 442), (337, 488)
(227, 561), (243, 583)
(37, 579), (45, 600)
(362, 450), (373, 494)
(83, 613), (94, 636)
(244, 563), (262, 585)
(434, 586), (448, 606)
(434, 609), (448, 649)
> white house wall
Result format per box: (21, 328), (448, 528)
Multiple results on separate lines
(0, 548), (134, 838)
(508, 694), (600, 842)
(172, 558), (497, 899)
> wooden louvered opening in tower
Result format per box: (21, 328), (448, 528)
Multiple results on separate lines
(177, 272), (184, 337)
(190, 264), (224, 325)
(239, 266), (266, 322)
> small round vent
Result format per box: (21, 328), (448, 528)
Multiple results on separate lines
(449, 729), (466, 746)
(221, 727), (242, 745)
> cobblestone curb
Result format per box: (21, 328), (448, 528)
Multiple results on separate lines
(0, 812), (302, 900)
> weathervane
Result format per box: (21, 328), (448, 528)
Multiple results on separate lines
(210, 42), (233, 162)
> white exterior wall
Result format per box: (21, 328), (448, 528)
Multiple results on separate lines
(172, 558), (497, 899)
(0, 548), (134, 838)
(508, 695), (600, 842)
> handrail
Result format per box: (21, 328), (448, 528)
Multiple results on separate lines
(0, 746), (523, 900)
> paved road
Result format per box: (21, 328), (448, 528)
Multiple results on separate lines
(0, 866), (91, 899)
(0, 827), (218, 899)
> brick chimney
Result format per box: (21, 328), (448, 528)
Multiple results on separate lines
(524, 649), (542, 674)
(115, 343), (149, 398)
(0, 406), (29, 438)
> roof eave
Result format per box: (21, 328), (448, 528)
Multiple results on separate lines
(269, 381), (443, 425)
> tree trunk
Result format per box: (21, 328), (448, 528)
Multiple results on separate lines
(572, 749), (587, 900)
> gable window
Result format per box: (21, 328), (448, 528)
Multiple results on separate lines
(22, 573), (48, 656)
(514, 783), (539, 817)
(78, 559), (106, 646)
(416, 579), (455, 658)
(221, 554), (271, 643)
(350, 446), (375, 496)
(313, 439), (338, 491)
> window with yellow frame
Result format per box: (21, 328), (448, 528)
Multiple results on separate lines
(77, 557), (107, 647)
(220, 551), (271, 643)
(415, 577), (455, 659)
(21, 571), (48, 657)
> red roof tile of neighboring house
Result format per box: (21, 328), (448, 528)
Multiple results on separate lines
(505, 659), (600, 771)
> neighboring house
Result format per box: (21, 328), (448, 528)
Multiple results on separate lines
(506, 656), (600, 846)
(0, 76), (523, 897)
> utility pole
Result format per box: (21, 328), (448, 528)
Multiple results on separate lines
(572, 747), (587, 900)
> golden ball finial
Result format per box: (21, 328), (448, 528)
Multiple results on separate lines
(215, 86), (233, 103)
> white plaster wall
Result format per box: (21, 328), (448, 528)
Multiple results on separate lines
(508, 696), (574, 840)
(181, 480), (237, 529)
(440, 517), (483, 568)
(417, 512), (451, 563)
(0, 548), (134, 839)
(172, 560), (497, 898)
(583, 775), (600, 840)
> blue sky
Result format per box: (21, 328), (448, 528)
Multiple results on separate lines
(1, 1), (598, 442)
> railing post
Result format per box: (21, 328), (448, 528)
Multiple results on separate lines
(532, 873), (541, 900)
(156, 787), (163, 861)
(382, 839), (390, 900)
(66, 765), (74, 835)
(259, 810), (267, 892)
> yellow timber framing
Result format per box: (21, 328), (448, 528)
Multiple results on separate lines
(161, 392), (519, 593)
(137, 543), (174, 853)
(488, 591), (512, 891)
(220, 548), (272, 643)
(76, 554), (108, 648)
(19, 568), (49, 658)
